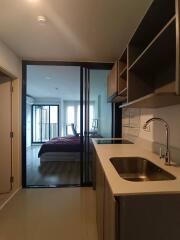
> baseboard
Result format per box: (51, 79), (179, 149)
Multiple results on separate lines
(0, 187), (22, 211)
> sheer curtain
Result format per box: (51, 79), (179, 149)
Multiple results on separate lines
(64, 101), (95, 136)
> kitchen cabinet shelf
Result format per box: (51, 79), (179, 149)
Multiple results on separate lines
(107, 49), (128, 102)
(128, 19), (176, 102)
(117, 49), (128, 102)
(107, 0), (180, 108)
(119, 87), (127, 96)
(119, 66), (127, 78)
(120, 92), (180, 109)
(107, 61), (118, 102)
(118, 70), (127, 94)
(129, 16), (176, 71)
(129, 0), (175, 66)
(114, 88), (127, 103)
(118, 49), (127, 73)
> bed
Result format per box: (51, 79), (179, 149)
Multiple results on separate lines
(38, 136), (81, 162)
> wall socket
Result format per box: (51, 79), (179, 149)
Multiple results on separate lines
(143, 125), (151, 132)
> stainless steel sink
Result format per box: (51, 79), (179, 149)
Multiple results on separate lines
(110, 157), (176, 182)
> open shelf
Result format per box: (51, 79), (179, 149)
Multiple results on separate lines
(107, 0), (180, 108)
(113, 89), (127, 103)
(129, 0), (175, 66)
(107, 61), (118, 102)
(119, 66), (127, 77)
(118, 49), (127, 74)
(119, 87), (127, 97)
(120, 93), (180, 109)
(129, 16), (175, 71)
(118, 70), (127, 94)
(118, 49), (127, 99)
(128, 19), (176, 102)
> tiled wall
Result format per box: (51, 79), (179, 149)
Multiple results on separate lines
(122, 104), (180, 163)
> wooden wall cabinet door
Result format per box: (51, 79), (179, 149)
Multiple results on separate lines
(0, 79), (13, 194)
(96, 157), (105, 240)
(107, 61), (118, 100)
(104, 177), (118, 240)
(96, 155), (118, 240)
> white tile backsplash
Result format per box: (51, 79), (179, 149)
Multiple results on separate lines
(122, 104), (180, 163)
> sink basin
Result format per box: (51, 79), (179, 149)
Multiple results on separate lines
(110, 157), (176, 182)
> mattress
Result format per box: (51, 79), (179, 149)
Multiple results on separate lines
(38, 136), (81, 158)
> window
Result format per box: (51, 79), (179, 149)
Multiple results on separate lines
(50, 106), (59, 139)
(32, 105), (59, 143)
(64, 103), (78, 136)
(64, 101), (95, 136)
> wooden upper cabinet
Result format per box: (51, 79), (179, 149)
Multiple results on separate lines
(117, 49), (128, 103)
(107, 50), (128, 103)
(107, 0), (180, 108)
(107, 61), (118, 101)
(127, 0), (177, 108)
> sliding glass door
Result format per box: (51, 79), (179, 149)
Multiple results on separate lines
(24, 63), (112, 187)
(32, 105), (59, 143)
(81, 67), (112, 185)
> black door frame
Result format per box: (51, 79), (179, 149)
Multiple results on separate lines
(22, 60), (113, 188)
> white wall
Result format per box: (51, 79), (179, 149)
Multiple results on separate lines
(122, 104), (180, 163)
(0, 40), (21, 78)
(90, 70), (112, 138)
(139, 106), (180, 149)
(0, 40), (21, 207)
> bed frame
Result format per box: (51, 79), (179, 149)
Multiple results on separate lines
(40, 152), (80, 162)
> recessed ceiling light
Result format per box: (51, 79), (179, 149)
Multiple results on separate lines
(37, 16), (47, 24)
(27, 0), (38, 3)
(45, 76), (52, 80)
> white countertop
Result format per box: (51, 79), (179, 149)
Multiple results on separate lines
(92, 138), (180, 196)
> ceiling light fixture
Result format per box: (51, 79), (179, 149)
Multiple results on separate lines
(45, 76), (52, 80)
(27, 0), (38, 3)
(37, 15), (48, 24)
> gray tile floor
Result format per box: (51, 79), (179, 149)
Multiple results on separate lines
(0, 188), (98, 240)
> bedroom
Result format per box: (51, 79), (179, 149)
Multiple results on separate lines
(25, 64), (112, 187)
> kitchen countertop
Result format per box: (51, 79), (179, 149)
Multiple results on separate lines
(92, 138), (180, 196)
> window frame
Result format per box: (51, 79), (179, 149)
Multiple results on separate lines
(31, 104), (59, 143)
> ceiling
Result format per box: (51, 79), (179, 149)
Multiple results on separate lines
(27, 65), (109, 100)
(27, 65), (80, 99)
(0, 0), (152, 62)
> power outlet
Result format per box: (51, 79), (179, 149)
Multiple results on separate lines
(143, 125), (151, 132)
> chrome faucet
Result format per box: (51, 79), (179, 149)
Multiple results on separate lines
(143, 118), (171, 166)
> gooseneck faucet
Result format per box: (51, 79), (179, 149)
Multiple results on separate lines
(143, 118), (171, 166)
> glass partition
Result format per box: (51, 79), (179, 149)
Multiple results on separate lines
(26, 65), (81, 187)
(82, 68), (111, 185)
